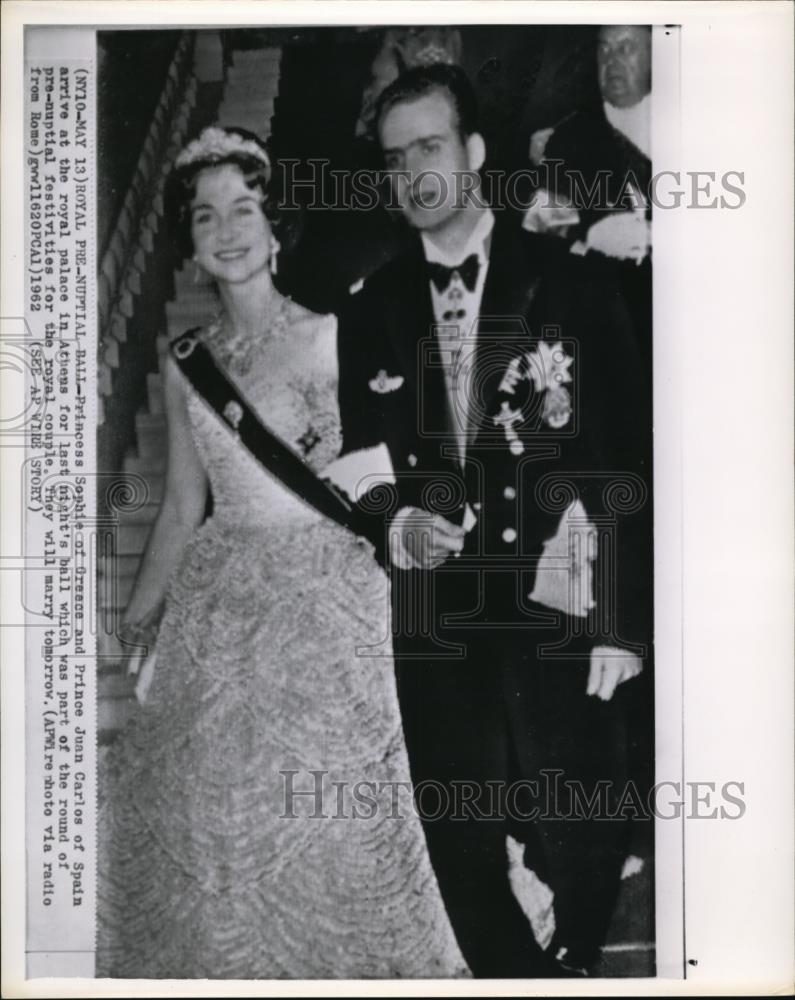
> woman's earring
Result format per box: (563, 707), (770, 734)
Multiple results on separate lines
(269, 237), (281, 276)
(191, 256), (203, 286)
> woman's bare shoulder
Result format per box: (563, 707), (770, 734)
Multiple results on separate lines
(284, 297), (337, 338)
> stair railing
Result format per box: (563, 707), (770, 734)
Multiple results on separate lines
(97, 31), (197, 425)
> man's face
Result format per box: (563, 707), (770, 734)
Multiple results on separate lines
(597, 26), (652, 109)
(379, 90), (475, 233)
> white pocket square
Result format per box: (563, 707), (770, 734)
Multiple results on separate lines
(368, 370), (404, 393)
(529, 500), (596, 619)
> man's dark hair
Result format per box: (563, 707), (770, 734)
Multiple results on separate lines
(375, 63), (479, 141)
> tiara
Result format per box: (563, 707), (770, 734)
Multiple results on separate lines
(175, 127), (271, 171)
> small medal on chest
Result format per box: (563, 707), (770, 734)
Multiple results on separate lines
(297, 425), (321, 456)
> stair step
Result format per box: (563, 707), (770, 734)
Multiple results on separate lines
(223, 82), (278, 98)
(227, 69), (281, 87)
(219, 99), (276, 117)
(232, 47), (281, 60)
(100, 573), (135, 606)
(137, 431), (167, 461)
(224, 85), (279, 102)
(146, 475), (164, 504)
(99, 670), (138, 699)
(98, 695), (138, 734)
(173, 266), (216, 297)
(97, 604), (127, 625)
(97, 659), (127, 678)
(98, 630), (150, 660)
(226, 98), (279, 114)
(225, 71), (279, 88)
(136, 409), (166, 433)
(116, 499), (160, 526)
(123, 452), (166, 476)
(147, 371), (164, 415)
(166, 293), (218, 316)
(223, 91), (278, 109)
(155, 333), (170, 361)
(125, 470), (164, 505)
(97, 560), (143, 610)
(166, 299), (216, 329)
(98, 552), (144, 579)
(218, 109), (276, 130)
(229, 62), (281, 84)
(102, 609), (128, 623)
(169, 283), (218, 309)
(117, 520), (153, 553)
(101, 472), (160, 517)
(135, 420), (167, 461)
(231, 49), (281, 67)
(98, 561), (143, 602)
(97, 630), (123, 659)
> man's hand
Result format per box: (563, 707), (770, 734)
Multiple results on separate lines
(395, 507), (465, 569)
(586, 646), (643, 701)
(522, 187), (580, 237)
(583, 211), (651, 264)
(528, 126), (555, 165)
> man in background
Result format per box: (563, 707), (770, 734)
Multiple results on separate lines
(525, 24), (652, 266)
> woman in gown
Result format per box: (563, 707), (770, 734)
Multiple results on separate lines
(96, 126), (467, 979)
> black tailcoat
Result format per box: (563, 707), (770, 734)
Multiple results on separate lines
(339, 213), (651, 654)
(337, 212), (653, 976)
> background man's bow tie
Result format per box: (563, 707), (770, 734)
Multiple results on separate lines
(427, 254), (481, 293)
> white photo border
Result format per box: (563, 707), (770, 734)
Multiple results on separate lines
(2, 2), (793, 997)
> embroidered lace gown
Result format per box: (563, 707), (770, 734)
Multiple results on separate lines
(96, 299), (467, 979)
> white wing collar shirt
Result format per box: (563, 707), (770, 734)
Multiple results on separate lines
(421, 207), (495, 468)
(603, 93), (651, 159)
(390, 208), (494, 569)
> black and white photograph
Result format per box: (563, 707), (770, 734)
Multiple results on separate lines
(93, 23), (656, 980)
(1, 1), (793, 995)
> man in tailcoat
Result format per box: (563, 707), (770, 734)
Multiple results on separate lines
(524, 25), (653, 363)
(337, 63), (653, 978)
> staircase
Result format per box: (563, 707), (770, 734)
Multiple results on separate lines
(98, 46), (284, 741)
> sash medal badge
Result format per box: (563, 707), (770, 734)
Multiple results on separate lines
(223, 400), (244, 436)
(494, 341), (574, 452)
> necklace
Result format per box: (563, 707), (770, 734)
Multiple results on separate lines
(204, 292), (292, 376)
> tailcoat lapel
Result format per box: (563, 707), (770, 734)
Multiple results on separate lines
(471, 220), (543, 443)
(384, 241), (450, 441)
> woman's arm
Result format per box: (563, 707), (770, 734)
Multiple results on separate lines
(121, 351), (209, 630)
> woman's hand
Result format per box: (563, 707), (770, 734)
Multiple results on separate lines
(119, 599), (166, 649)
